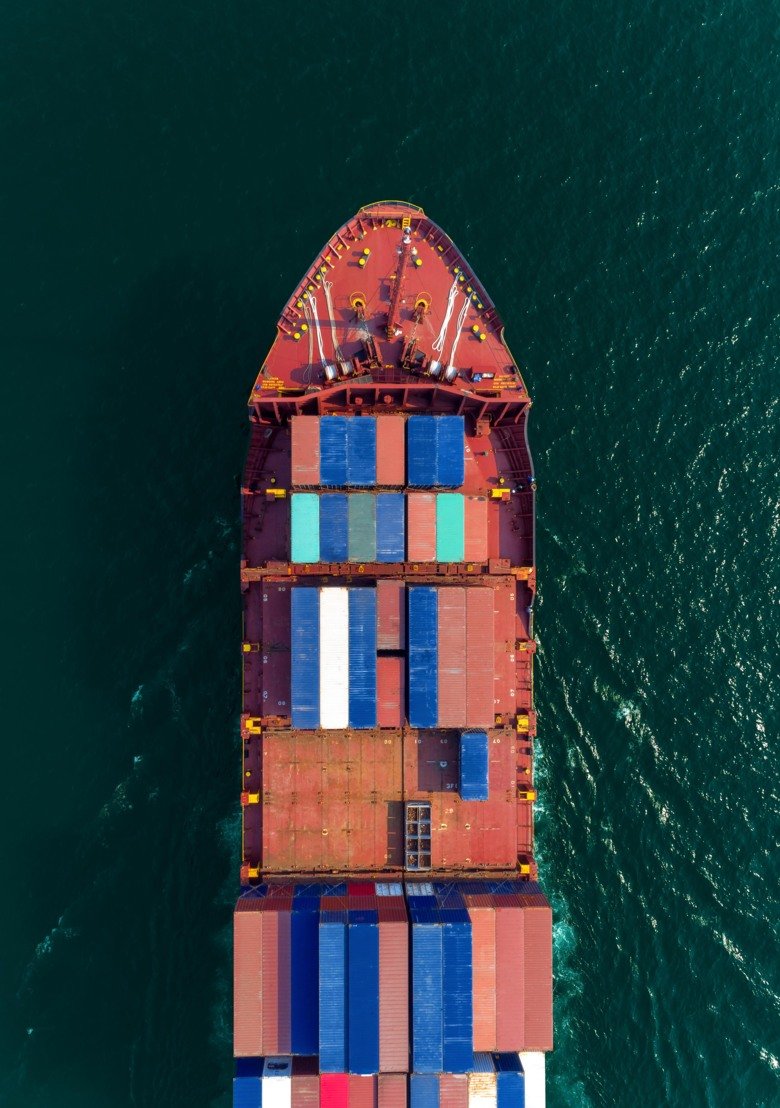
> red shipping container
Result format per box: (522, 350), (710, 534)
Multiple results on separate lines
(378, 655), (404, 728)
(439, 1074), (469, 1107)
(379, 916), (409, 1072)
(349, 1075), (377, 1108)
(376, 416), (406, 485)
(495, 904), (524, 1051)
(377, 1074), (407, 1108)
(406, 493), (436, 561)
(377, 580), (405, 650)
(233, 902), (263, 1057)
(291, 416), (320, 485)
(523, 905), (554, 1050)
(464, 495), (489, 562)
(465, 587), (495, 727)
(437, 588), (467, 726)
(261, 907), (292, 1053)
(320, 1074), (349, 1108)
(292, 1056), (320, 1107)
(468, 903), (497, 1051)
(348, 881), (376, 896)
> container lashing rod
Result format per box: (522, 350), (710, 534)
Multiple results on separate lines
(386, 229), (413, 339)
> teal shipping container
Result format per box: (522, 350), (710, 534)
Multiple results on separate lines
(435, 494), (465, 562)
(291, 493), (320, 562)
(348, 494), (377, 561)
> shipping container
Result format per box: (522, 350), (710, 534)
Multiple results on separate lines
(291, 416), (320, 486)
(320, 588), (349, 729)
(291, 588), (320, 730)
(320, 494), (349, 562)
(319, 913), (348, 1072)
(263, 1057), (293, 1108)
(495, 908), (523, 1052)
(291, 494), (321, 563)
(376, 493), (406, 562)
(442, 910), (473, 1073)
(319, 1073), (349, 1108)
(436, 416), (466, 488)
(291, 1057), (320, 1107)
(375, 416), (406, 485)
(411, 913), (443, 1072)
(437, 589), (467, 727)
(378, 905), (409, 1072)
(348, 494), (377, 562)
(410, 1074), (440, 1108)
(377, 580), (405, 650)
(290, 900), (319, 1054)
(465, 589), (495, 728)
(464, 496), (489, 562)
(348, 913), (380, 1074)
(439, 1075), (469, 1108)
(262, 910), (292, 1054)
(407, 416), (438, 487)
(518, 1054), (545, 1108)
(494, 1054), (525, 1108)
(407, 494), (437, 562)
(348, 589), (377, 729)
(468, 1053), (498, 1105)
(408, 588), (438, 729)
(436, 494), (465, 562)
(459, 731), (489, 801)
(320, 417), (349, 486)
(347, 417), (377, 486)
(377, 655), (404, 728)
(467, 902), (497, 1052)
(378, 1073), (408, 1108)
(234, 1075), (263, 1108)
(522, 907), (553, 1051)
(234, 902), (263, 1057)
(349, 1075), (378, 1108)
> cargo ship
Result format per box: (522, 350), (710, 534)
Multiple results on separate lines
(235, 201), (551, 1108)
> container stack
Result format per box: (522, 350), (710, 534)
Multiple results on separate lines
(290, 492), (406, 564)
(291, 415), (407, 488)
(406, 415), (466, 488)
(406, 493), (488, 563)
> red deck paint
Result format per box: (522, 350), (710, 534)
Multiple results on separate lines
(437, 587), (467, 726)
(375, 415), (406, 485)
(406, 493), (436, 561)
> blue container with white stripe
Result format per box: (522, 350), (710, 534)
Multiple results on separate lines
(320, 493), (349, 561)
(376, 492), (406, 561)
(348, 910), (380, 1073)
(408, 587), (438, 728)
(442, 909), (473, 1073)
(348, 588), (377, 728)
(290, 898), (319, 1055)
(232, 1076), (262, 1107)
(409, 1074), (440, 1108)
(347, 416), (377, 485)
(319, 910), (348, 1072)
(320, 416), (349, 486)
(495, 1053), (526, 1107)
(411, 909), (444, 1072)
(459, 730), (490, 801)
(291, 589), (320, 728)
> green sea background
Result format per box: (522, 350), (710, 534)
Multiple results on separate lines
(2, 2), (778, 1104)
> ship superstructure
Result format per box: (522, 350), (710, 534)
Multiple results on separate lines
(235, 202), (551, 1107)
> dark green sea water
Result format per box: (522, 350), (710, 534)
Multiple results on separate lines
(2, 2), (778, 1105)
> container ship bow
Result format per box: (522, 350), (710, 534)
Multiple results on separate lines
(235, 202), (551, 1108)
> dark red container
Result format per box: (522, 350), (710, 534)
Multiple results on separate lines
(233, 901), (263, 1057)
(495, 904), (524, 1051)
(437, 587), (466, 726)
(406, 493), (436, 561)
(464, 495), (489, 562)
(377, 655), (404, 728)
(377, 1074), (406, 1108)
(467, 901), (496, 1051)
(261, 907), (292, 1053)
(465, 588), (495, 726)
(439, 1074), (469, 1107)
(292, 1056), (320, 1107)
(349, 1075), (377, 1108)
(376, 415), (406, 485)
(377, 580), (405, 650)
(379, 915), (409, 1072)
(320, 1074), (349, 1108)
(523, 904), (554, 1050)
(291, 416), (320, 485)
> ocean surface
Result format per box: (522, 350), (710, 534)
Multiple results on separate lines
(1, 2), (777, 1105)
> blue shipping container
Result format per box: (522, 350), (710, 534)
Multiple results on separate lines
(320, 494), (349, 562)
(320, 416), (349, 486)
(411, 919), (444, 1072)
(347, 417), (377, 485)
(497, 1071), (525, 1107)
(291, 589), (319, 728)
(459, 730), (490, 801)
(376, 493), (406, 562)
(348, 589), (377, 728)
(290, 902), (319, 1055)
(348, 917), (380, 1073)
(435, 415), (466, 487)
(407, 416), (438, 487)
(233, 1076), (262, 1108)
(319, 914), (348, 1071)
(409, 1074), (440, 1108)
(442, 916), (473, 1073)
(408, 588), (438, 728)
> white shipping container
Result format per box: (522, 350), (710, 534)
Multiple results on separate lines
(519, 1052), (546, 1108)
(319, 587), (349, 728)
(262, 1056), (292, 1108)
(469, 1052), (497, 1106)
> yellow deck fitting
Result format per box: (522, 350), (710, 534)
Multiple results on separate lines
(518, 788), (537, 802)
(242, 642), (260, 654)
(292, 332), (301, 341)
(401, 216), (411, 228)
(517, 715), (530, 732)
(246, 866), (260, 879)
(471, 324), (480, 334)
(358, 257), (367, 268)
(244, 793), (260, 805)
(517, 862), (531, 875)
(245, 717), (263, 735)
(265, 488), (287, 499)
